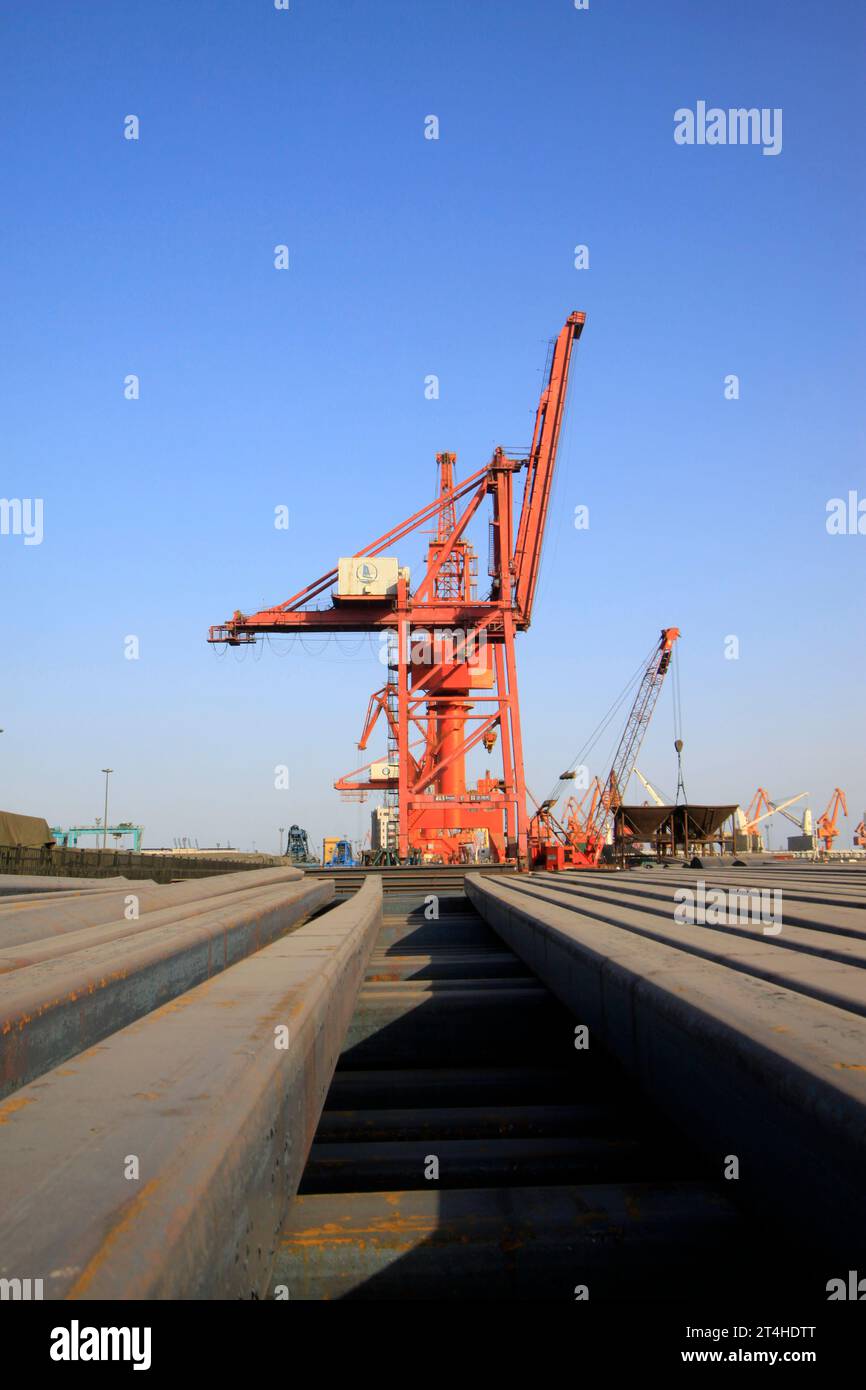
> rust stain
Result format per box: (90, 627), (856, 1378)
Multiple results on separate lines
(0, 1095), (35, 1123)
(285, 1214), (436, 1245)
(67, 1178), (162, 1298)
(834, 1062), (866, 1071)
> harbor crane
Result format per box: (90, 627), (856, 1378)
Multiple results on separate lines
(210, 312), (586, 867)
(816, 788), (847, 853)
(738, 789), (810, 847)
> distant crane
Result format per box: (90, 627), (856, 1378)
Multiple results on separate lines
(816, 788), (847, 853)
(580, 628), (681, 865)
(634, 768), (666, 807)
(854, 816), (866, 849)
(739, 788), (774, 837)
(738, 789), (809, 848)
(563, 778), (603, 838)
(537, 627), (680, 869)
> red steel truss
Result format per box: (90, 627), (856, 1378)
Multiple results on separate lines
(209, 312), (586, 866)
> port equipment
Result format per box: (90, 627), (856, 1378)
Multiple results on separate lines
(533, 627), (680, 869)
(51, 822), (143, 852)
(210, 313), (586, 868)
(563, 777), (604, 838)
(816, 788), (847, 853)
(738, 788), (774, 844)
(324, 838), (359, 868)
(855, 817), (866, 849)
(285, 824), (316, 865)
(737, 790), (809, 850)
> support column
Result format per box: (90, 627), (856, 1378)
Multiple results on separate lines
(502, 611), (529, 869)
(396, 581), (410, 862)
(493, 643), (514, 847)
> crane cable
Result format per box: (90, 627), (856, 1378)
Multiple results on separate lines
(672, 641), (688, 805)
(544, 637), (658, 807)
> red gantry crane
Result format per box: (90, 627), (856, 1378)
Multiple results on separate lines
(209, 312), (586, 867)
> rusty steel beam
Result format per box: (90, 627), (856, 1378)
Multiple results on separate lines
(466, 871), (866, 1260)
(273, 1183), (788, 1301)
(324, 1065), (609, 1109)
(365, 950), (529, 981)
(0, 874), (314, 976)
(315, 1102), (629, 1143)
(0, 876), (382, 1299)
(526, 873), (866, 969)
(299, 1133), (682, 1194)
(359, 977), (541, 993)
(0, 874), (137, 898)
(0, 864), (305, 948)
(0, 877), (333, 1098)
(494, 875), (866, 1017)
(340, 982), (561, 1068)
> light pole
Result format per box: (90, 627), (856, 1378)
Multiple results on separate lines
(279, 826), (286, 856)
(101, 769), (113, 849)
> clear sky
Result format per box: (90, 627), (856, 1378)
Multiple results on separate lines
(1, 0), (863, 855)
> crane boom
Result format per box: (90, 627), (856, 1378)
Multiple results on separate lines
(512, 312), (585, 627)
(583, 627), (681, 863)
(635, 768), (665, 807)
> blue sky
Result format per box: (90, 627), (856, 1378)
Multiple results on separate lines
(1, 0), (863, 854)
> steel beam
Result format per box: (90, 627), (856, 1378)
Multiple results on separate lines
(0, 877), (382, 1299)
(0, 877), (332, 1098)
(0, 864), (304, 948)
(466, 871), (866, 1260)
(273, 1183), (778, 1301)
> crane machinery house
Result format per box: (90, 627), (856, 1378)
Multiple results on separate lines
(336, 558), (404, 599)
